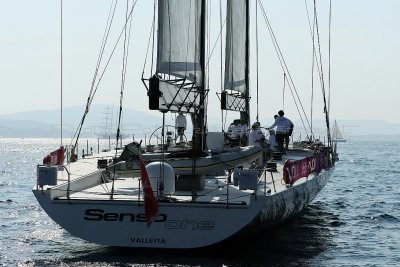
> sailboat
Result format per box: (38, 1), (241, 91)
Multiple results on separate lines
(96, 105), (114, 140)
(332, 120), (346, 142)
(33, 0), (337, 249)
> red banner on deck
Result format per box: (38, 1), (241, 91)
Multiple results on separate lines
(43, 146), (65, 165)
(283, 152), (326, 185)
(140, 157), (159, 227)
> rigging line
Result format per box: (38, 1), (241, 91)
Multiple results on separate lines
(88, 2), (137, 106)
(208, 0), (212, 89)
(60, 0), (63, 146)
(89, 1), (118, 107)
(113, 0), (135, 198)
(313, 0), (332, 143)
(151, 0), (157, 75)
(204, 0), (210, 128)
(219, 0), (224, 131)
(282, 73), (286, 110)
(258, 1), (312, 137)
(328, 0), (332, 116)
(304, 0), (316, 137)
(311, 12), (315, 137)
(256, 0), (259, 123)
(304, 0), (325, 115)
(117, 0), (134, 140)
(167, 1), (172, 79)
(229, 3), (233, 91)
(304, 0), (313, 135)
(71, 2), (137, 152)
(258, 0), (308, 135)
(205, 18), (226, 70)
(305, 1), (331, 131)
(69, 1), (117, 147)
(284, 74), (311, 138)
(142, 0), (156, 78)
(258, 1), (305, 114)
(94, 1), (118, 85)
(184, 0), (193, 76)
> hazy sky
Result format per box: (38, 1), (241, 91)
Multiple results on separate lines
(1, 0), (399, 125)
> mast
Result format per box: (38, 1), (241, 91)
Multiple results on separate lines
(193, 0), (207, 151)
(240, 0), (250, 126)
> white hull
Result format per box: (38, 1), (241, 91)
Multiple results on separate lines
(33, 148), (333, 249)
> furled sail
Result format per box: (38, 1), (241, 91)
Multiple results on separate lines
(221, 0), (249, 115)
(148, 0), (205, 114)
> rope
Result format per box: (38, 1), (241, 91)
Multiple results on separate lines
(313, 0), (332, 144)
(328, 0), (332, 118)
(70, 2), (137, 157)
(141, 0), (157, 79)
(304, 0), (316, 138)
(60, 0), (63, 146)
(220, 0), (224, 131)
(256, 1), (259, 123)
(257, 0), (311, 138)
(112, 0), (136, 198)
(70, 1), (118, 155)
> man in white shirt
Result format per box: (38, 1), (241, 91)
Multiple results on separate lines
(239, 120), (248, 146)
(268, 110), (293, 153)
(249, 122), (264, 166)
(267, 129), (277, 152)
(175, 112), (187, 142)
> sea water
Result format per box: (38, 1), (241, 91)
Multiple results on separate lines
(0, 137), (399, 266)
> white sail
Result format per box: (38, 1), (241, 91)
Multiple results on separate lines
(332, 120), (346, 142)
(221, 0), (249, 115)
(224, 0), (247, 94)
(157, 0), (203, 84)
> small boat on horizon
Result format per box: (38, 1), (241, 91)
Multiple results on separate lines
(332, 120), (347, 143)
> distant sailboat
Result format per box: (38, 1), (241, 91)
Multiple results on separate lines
(96, 105), (114, 139)
(332, 120), (346, 142)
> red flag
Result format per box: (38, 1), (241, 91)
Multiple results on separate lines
(43, 146), (64, 165)
(139, 157), (159, 227)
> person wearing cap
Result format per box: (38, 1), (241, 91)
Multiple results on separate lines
(267, 129), (277, 152)
(175, 111), (187, 142)
(249, 122), (263, 146)
(239, 119), (248, 146)
(226, 119), (241, 147)
(268, 110), (293, 153)
(249, 122), (264, 166)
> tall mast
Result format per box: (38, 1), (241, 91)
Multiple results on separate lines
(240, 0), (250, 126)
(193, 0), (207, 151)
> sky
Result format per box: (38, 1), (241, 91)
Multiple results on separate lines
(1, 0), (400, 127)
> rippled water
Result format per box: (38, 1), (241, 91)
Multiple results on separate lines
(0, 137), (399, 266)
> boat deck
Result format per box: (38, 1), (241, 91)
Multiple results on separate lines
(42, 147), (315, 205)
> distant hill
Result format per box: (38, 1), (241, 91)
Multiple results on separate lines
(303, 119), (400, 137)
(0, 106), (399, 138)
(0, 105), (166, 138)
